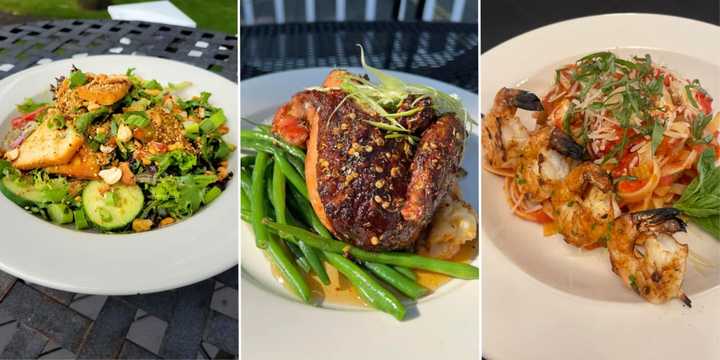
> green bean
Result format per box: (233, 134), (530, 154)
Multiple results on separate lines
(240, 138), (275, 154)
(271, 161), (287, 222)
(251, 152), (271, 249)
(240, 155), (256, 169)
(240, 170), (252, 199)
(241, 209), (251, 223)
(287, 154), (305, 177)
(266, 234), (311, 303)
(286, 242), (311, 273)
(288, 188), (332, 238)
(241, 130), (306, 160)
(263, 220), (479, 280)
(393, 266), (417, 281)
(272, 160), (329, 285)
(365, 262), (428, 299)
(241, 188), (251, 218)
(323, 252), (405, 320)
(272, 149), (308, 198)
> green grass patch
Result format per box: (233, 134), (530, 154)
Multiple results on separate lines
(0, 0), (237, 34)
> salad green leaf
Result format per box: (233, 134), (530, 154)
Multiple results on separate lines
(16, 98), (47, 114)
(143, 79), (162, 90)
(146, 174), (218, 218)
(75, 107), (109, 134)
(69, 69), (87, 89)
(675, 149), (720, 217)
(675, 149), (720, 239)
(124, 112), (150, 128)
(200, 109), (227, 134)
(689, 215), (719, 239)
(152, 150), (197, 176)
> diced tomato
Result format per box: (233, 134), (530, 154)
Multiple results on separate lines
(663, 74), (673, 87)
(618, 178), (647, 193)
(692, 143), (708, 155)
(528, 210), (553, 224)
(655, 137), (680, 158)
(611, 137), (642, 178)
(658, 175), (675, 187)
(695, 91), (713, 115)
(10, 106), (47, 129)
(133, 128), (145, 141)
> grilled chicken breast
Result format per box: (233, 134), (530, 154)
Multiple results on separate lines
(272, 73), (465, 251)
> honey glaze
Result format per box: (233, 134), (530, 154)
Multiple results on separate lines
(270, 239), (478, 307)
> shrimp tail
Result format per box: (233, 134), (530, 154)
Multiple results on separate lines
(630, 208), (688, 234)
(509, 89), (544, 111)
(549, 127), (589, 161)
(681, 293), (692, 308)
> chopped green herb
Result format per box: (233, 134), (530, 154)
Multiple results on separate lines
(650, 119), (664, 154)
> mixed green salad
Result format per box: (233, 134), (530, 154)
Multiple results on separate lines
(0, 67), (234, 232)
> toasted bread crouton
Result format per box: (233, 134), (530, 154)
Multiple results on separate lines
(12, 116), (84, 170)
(46, 145), (100, 179)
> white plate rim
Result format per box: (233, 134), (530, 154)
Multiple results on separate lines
(240, 67), (480, 359)
(482, 13), (720, 360)
(0, 55), (238, 295)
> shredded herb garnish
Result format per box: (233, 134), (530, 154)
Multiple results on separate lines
(321, 45), (474, 143)
(559, 52), (671, 163)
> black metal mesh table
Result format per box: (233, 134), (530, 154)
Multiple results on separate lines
(0, 20), (238, 359)
(241, 21), (478, 92)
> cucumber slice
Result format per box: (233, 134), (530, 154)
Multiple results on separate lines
(0, 176), (51, 207)
(47, 204), (73, 224)
(82, 181), (143, 230)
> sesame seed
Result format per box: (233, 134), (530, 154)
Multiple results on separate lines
(382, 201), (390, 209)
(374, 166), (383, 173)
(365, 145), (373, 152)
(390, 167), (400, 177)
(370, 236), (379, 245)
(374, 195), (383, 203)
(375, 180), (385, 188)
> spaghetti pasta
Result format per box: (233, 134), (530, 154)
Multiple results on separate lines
(484, 52), (720, 228)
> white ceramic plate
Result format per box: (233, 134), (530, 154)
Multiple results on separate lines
(0, 55), (238, 295)
(482, 14), (720, 359)
(241, 68), (479, 359)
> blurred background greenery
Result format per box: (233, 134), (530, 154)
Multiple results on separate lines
(0, 0), (237, 34)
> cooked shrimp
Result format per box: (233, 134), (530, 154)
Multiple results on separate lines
(550, 162), (615, 249)
(482, 88), (543, 171)
(607, 208), (691, 306)
(516, 126), (589, 203)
